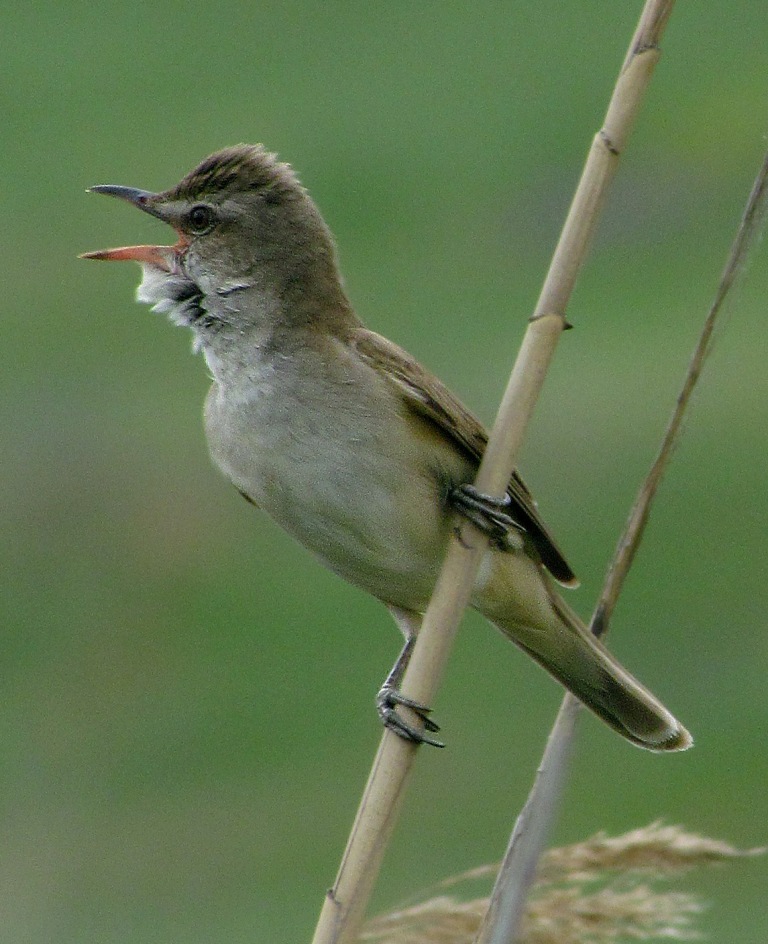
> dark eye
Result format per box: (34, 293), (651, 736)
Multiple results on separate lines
(187, 204), (215, 234)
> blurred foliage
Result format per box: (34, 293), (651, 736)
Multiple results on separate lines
(3, 3), (766, 943)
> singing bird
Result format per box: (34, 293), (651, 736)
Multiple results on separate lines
(83, 145), (691, 752)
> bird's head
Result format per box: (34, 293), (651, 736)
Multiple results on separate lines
(82, 145), (348, 338)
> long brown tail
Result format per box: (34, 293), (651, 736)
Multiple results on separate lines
(493, 596), (692, 752)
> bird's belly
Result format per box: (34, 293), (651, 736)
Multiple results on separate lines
(205, 383), (455, 609)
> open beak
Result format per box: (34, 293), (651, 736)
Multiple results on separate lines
(80, 185), (186, 271)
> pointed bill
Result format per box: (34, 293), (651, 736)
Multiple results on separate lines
(80, 183), (186, 270)
(86, 185), (165, 218)
(80, 244), (176, 270)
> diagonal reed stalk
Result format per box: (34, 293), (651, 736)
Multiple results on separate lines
(311, 2), (676, 942)
(473, 143), (768, 944)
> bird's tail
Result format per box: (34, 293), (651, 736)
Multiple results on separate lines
(493, 593), (692, 752)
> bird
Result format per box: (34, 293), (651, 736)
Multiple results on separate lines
(82, 144), (691, 752)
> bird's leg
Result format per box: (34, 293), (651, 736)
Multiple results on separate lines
(449, 483), (525, 551)
(376, 608), (444, 748)
(376, 637), (444, 747)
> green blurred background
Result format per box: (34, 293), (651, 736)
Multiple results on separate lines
(4, 3), (766, 942)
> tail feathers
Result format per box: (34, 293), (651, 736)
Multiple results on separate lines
(495, 602), (692, 752)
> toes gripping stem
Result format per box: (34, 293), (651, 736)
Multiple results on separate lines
(449, 483), (524, 550)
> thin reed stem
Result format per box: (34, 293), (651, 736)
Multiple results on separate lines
(311, 3), (676, 942)
(474, 121), (768, 944)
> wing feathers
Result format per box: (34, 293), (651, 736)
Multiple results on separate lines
(351, 328), (577, 587)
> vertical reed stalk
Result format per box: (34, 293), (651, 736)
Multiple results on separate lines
(474, 143), (768, 944)
(312, 3), (675, 942)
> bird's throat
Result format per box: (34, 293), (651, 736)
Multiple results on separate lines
(136, 264), (212, 331)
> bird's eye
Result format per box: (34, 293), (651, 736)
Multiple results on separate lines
(187, 204), (216, 234)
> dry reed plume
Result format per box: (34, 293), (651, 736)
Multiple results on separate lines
(360, 823), (762, 944)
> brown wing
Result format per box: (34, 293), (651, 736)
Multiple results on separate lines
(352, 328), (578, 587)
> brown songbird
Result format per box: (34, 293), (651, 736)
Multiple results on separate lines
(82, 145), (691, 752)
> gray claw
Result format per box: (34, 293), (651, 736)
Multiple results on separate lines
(376, 686), (444, 748)
(450, 483), (524, 549)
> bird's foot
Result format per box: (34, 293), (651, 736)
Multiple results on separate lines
(450, 483), (524, 550)
(376, 685), (444, 748)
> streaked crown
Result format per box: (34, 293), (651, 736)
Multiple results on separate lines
(164, 144), (302, 202)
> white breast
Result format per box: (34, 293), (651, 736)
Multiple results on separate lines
(202, 340), (454, 608)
